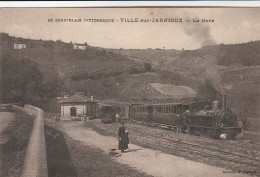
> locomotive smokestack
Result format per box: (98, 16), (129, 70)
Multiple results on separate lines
(222, 95), (227, 111)
(212, 101), (219, 112)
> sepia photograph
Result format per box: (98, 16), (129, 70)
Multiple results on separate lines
(0, 6), (259, 177)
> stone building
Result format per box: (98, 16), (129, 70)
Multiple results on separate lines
(73, 43), (87, 50)
(14, 43), (26, 49)
(59, 93), (97, 118)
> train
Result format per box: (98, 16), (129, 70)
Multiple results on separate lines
(99, 96), (242, 139)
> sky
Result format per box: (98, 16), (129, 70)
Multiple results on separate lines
(0, 8), (260, 50)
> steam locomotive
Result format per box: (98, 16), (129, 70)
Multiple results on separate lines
(184, 99), (242, 139)
(99, 96), (242, 139)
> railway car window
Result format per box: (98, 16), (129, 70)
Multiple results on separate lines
(177, 105), (182, 114)
(183, 105), (189, 111)
(171, 106), (174, 114)
(153, 107), (158, 113)
(174, 106), (177, 114)
(154, 107), (159, 113)
(93, 106), (96, 114)
(158, 106), (161, 113)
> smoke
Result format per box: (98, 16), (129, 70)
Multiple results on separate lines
(205, 58), (225, 95)
(181, 16), (224, 95)
(183, 17), (216, 47)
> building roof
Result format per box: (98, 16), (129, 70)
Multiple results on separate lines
(59, 94), (96, 103)
(149, 83), (196, 96)
(74, 43), (87, 46)
(98, 100), (131, 107)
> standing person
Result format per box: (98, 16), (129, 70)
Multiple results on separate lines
(115, 113), (120, 124)
(118, 122), (129, 153)
(177, 115), (183, 133)
(84, 115), (87, 124)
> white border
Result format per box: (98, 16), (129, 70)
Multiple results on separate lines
(0, 1), (260, 8)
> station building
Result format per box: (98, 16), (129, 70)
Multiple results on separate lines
(59, 93), (97, 118)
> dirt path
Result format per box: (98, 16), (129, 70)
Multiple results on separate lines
(60, 120), (249, 177)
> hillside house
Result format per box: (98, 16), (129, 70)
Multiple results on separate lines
(14, 43), (26, 49)
(59, 93), (97, 118)
(73, 43), (87, 50)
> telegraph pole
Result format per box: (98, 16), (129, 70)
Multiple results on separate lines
(0, 34), (2, 110)
(18, 46), (21, 104)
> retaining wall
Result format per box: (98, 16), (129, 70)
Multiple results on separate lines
(13, 104), (48, 177)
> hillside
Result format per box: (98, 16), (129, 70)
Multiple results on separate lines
(108, 43), (260, 117)
(1, 33), (202, 103)
(1, 33), (259, 116)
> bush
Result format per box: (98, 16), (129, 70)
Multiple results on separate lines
(127, 66), (139, 74)
(143, 62), (152, 72)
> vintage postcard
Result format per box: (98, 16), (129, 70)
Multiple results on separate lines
(0, 7), (259, 177)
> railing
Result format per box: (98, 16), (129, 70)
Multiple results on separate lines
(13, 104), (48, 177)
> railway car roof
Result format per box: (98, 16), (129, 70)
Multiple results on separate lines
(135, 103), (184, 106)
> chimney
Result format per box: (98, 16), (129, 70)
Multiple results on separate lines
(222, 95), (227, 111)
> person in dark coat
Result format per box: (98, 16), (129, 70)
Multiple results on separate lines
(118, 122), (129, 153)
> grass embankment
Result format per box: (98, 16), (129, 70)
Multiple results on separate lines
(45, 125), (78, 177)
(1, 109), (34, 177)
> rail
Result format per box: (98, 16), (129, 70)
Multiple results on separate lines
(13, 104), (48, 177)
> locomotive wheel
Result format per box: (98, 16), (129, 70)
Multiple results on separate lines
(206, 130), (219, 139)
(227, 130), (237, 139)
(188, 126), (194, 135)
(228, 132), (237, 139)
(221, 129), (237, 139)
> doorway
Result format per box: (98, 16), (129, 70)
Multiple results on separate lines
(70, 107), (76, 116)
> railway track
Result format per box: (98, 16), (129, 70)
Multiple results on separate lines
(131, 120), (260, 168)
(134, 136), (260, 169)
(88, 121), (260, 173)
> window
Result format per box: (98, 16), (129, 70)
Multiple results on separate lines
(169, 107), (172, 114)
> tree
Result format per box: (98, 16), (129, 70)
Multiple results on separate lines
(1, 55), (44, 102)
(143, 62), (152, 72)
